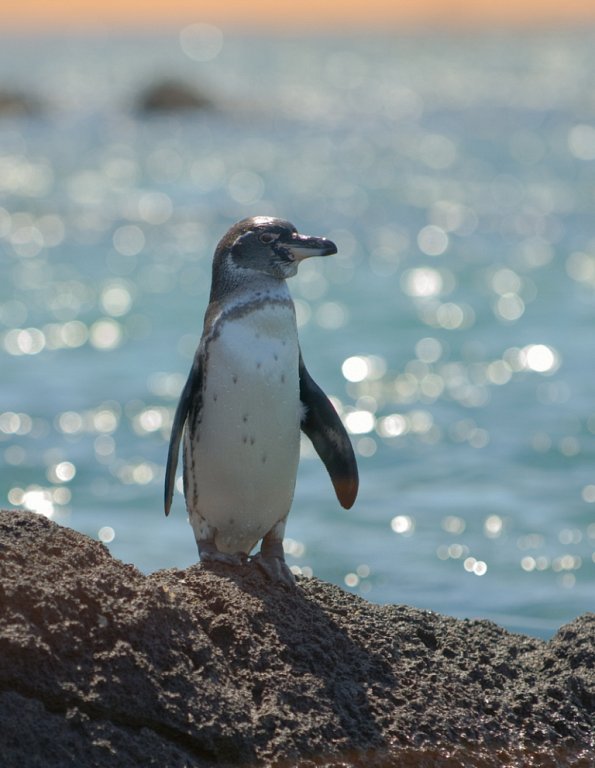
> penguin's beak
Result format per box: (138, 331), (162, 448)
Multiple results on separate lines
(286, 234), (337, 262)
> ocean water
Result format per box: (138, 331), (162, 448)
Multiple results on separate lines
(1, 28), (594, 638)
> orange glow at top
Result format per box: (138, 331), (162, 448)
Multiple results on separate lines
(3, 0), (595, 30)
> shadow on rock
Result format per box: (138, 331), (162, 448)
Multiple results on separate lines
(165, 560), (396, 759)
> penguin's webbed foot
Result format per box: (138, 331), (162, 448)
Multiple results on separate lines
(252, 552), (296, 589)
(201, 551), (246, 566)
(198, 539), (247, 567)
(253, 528), (295, 588)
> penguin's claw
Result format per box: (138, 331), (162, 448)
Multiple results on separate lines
(252, 553), (296, 588)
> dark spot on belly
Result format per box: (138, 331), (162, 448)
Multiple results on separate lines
(273, 353), (278, 361)
(281, 374), (286, 384)
(256, 362), (261, 369)
(261, 454), (267, 464)
(242, 435), (247, 444)
(243, 415), (248, 423)
(213, 393), (218, 402)
(232, 375), (238, 384)
(250, 436), (255, 445)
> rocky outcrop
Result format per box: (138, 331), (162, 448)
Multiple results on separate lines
(0, 89), (44, 116)
(0, 509), (593, 767)
(136, 79), (214, 113)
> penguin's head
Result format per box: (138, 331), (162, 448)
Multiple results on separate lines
(216, 216), (337, 281)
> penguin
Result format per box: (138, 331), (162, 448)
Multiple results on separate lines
(164, 216), (358, 586)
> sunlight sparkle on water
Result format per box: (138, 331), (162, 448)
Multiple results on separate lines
(342, 356), (369, 383)
(344, 572), (359, 588)
(417, 225), (449, 256)
(92, 408), (119, 434)
(401, 267), (443, 298)
(113, 225), (145, 257)
(100, 282), (134, 317)
(495, 293), (525, 322)
(484, 515), (504, 538)
(566, 251), (595, 287)
(43, 321), (88, 350)
(132, 407), (168, 435)
(283, 538), (306, 558)
(519, 344), (559, 374)
(0, 412), (33, 435)
(7, 485), (70, 519)
(315, 301), (348, 329)
(567, 124), (595, 161)
(464, 557), (488, 576)
(377, 413), (408, 438)
(98, 526), (116, 543)
(391, 515), (415, 535)
(356, 436), (377, 457)
(57, 411), (84, 435)
(3, 327), (46, 355)
(341, 355), (387, 383)
(89, 318), (123, 350)
(117, 461), (158, 485)
(442, 515), (466, 535)
(47, 461), (76, 483)
(415, 337), (443, 364)
(344, 410), (375, 435)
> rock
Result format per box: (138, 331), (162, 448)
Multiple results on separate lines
(0, 508), (593, 767)
(137, 79), (214, 113)
(0, 89), (44, 117)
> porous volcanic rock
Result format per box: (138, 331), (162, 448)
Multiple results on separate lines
(0, 509), (593, 767)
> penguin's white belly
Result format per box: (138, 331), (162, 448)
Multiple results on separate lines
(185, 304), (300, 554)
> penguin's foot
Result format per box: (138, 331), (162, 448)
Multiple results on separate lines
(252, 552), (296, 589)
(198, 539), (247, 567)
(201, 551), (246, 566)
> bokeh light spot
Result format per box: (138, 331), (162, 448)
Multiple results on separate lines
(520, 344), (559, 374)
(568, 124), (595, 161)
(180, 23), (223, 62)
(342, 356), (368, 383)
(391, 515), (415, 535)
(90, 319), (123, 350)
(417, 225), (449, 256)
(98, 526), (115, 543)
(113, 225), (145, 257)
(402, 267), (443, 298)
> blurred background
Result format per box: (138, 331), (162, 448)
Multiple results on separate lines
(1, 1), (594, 638)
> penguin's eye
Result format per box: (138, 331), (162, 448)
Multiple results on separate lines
(258, 232), (276, 244)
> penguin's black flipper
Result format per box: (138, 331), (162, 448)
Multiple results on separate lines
(299, 354), (359, 509)
(164, 355), (203, 516)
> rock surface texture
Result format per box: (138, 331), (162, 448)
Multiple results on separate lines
(0, 509), (593, 767)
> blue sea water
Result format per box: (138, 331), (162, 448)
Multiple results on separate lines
(1, 28), (594, 638)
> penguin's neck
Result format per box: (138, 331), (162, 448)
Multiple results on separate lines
(210, 264), (291, 307)
(204, 268), (294, 338)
